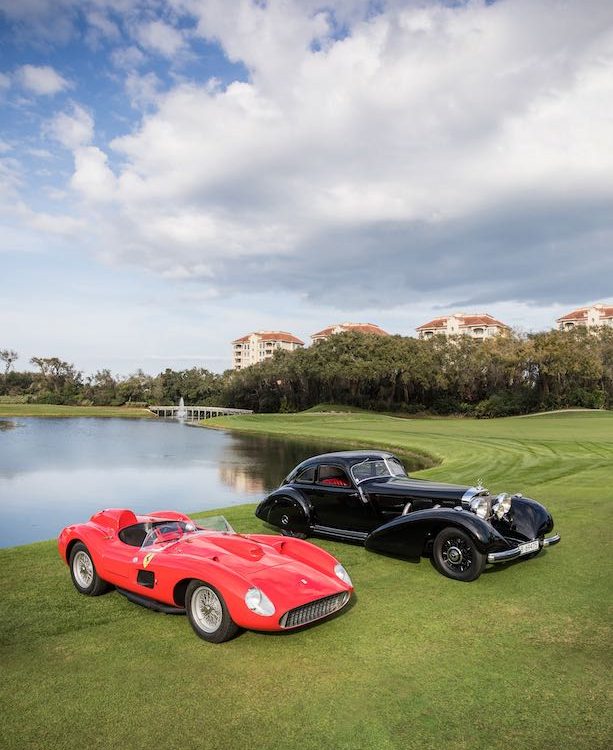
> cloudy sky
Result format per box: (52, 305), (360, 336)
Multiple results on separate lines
(1, 0), (612, 374)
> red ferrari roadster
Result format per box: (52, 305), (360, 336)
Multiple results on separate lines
(58, 509), (353, 643)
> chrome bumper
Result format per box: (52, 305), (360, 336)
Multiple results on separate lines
(487, 534), (561, 564)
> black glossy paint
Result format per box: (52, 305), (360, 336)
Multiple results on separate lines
(255, 450), (558, 564)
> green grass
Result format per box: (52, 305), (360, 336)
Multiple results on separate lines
(1, 412), (612, 749)
(0, 404), (154, 418)
(301, 402), (371, 413)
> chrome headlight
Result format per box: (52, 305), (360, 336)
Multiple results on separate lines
(469, 495), (491, 520)
(244, 587), (275, 616)
(334, 563), (352, 587)
(492, 492), (512, 519)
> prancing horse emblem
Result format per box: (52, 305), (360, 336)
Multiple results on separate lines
(143, 552), (155, 569)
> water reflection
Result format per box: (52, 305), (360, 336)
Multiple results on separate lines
(0, 418), (340, 548)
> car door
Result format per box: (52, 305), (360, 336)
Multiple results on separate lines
(303, 464), (378, 532)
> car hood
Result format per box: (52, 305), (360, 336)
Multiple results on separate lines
(171, 533), (348, 610)
(362, 476), (471, 502)
(171, 533), (292, 574)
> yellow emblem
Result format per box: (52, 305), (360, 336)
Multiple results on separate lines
(143, 552), (155, 569)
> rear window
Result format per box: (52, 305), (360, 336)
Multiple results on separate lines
(295, 466), (316, 483)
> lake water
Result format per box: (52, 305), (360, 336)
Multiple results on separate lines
(0, 417), (336, 548)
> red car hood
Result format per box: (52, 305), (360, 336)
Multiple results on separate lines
(171, 533), (348, 609)
(174, 533), (289, 573)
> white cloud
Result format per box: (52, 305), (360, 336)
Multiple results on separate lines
(111, 45), (146, 70)
(71, 146), (117, 202)
(47, 103), (94, 149)
(5, 1), (613, 312)
(59, 0), (607, 307)
(124, 71), (162, 109)
(135, 19), (185, 57)
(16, 64), (70, 95)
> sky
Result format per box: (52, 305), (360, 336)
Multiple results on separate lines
(1, 0), (612, 375)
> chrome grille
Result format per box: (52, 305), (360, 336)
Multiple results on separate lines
(279, 592), (350, 629)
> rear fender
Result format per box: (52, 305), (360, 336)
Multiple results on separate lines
(365, 508), (510, 558)
(255, 488), (312, 535)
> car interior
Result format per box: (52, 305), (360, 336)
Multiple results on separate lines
(318, 465), (351, 487)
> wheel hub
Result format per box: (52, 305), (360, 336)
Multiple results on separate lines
(447, 546), (462, 564)
(442, 537), (472, 571)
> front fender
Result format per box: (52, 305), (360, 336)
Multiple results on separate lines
(255, 488), (312, 535)
(365, 509), (511, 558)
(492, 496), (554, 541)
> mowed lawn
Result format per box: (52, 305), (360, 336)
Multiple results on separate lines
(1, 411), (611, 750)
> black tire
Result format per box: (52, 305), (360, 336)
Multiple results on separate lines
(432, 527), (486, 582)
(185, 580), (240, 643)
(68, 542), (111, 596)
(281, 529), (308, 540)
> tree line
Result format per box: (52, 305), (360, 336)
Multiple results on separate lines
(2, 327), (612, 417)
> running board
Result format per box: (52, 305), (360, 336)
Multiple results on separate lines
(116, 587), (185, 615)
(312, 525), (368, 542)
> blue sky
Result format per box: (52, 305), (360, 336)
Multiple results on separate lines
(1, 0), (612, 374)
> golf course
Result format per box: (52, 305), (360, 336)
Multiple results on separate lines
(1, 409), (611, 749)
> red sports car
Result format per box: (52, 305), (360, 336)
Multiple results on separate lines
(58, 509), (353, 643)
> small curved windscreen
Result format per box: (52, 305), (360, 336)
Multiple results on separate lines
(140, 516), (235, 549)
(350, 458), (407, 484)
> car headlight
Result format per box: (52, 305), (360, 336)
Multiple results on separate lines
(469, 495), (491, 520)
(492, 492), (512, 519)
(334, 563), (352, 586)
(244, 587), (275, 616)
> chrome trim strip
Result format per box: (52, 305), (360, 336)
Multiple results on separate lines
(487, 534), (561, 563)
(312, 524), (368, 540)
(487, 547), (522, 563)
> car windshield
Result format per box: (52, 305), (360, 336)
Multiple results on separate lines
(140, 515), (235, 549)
(350, 458), (407, 484)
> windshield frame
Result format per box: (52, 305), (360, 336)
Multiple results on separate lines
(140, 516), (235, 550)
(349, 457), (407, 485)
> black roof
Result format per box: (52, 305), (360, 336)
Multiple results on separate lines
(295, 450), (396, 468)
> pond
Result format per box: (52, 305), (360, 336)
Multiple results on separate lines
(0, 417), (341, 548)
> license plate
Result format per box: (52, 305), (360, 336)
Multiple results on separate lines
(519, 540), (540, 556)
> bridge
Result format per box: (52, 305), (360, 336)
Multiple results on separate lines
(148, 405), (253, 421)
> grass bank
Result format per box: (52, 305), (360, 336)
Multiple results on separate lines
(1, 412), (611, 749)
(0, 404), (153, 418)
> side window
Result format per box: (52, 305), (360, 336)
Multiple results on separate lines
(317, 465), (351, 487)
(295, 466), (316, 483)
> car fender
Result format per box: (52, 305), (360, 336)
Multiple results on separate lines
(364, 508), (511, 558)
(494, 496), (555, 541)
(163, 552), (257, 624)
(58, 522), (108, 566)
(255, 488), (312, 535)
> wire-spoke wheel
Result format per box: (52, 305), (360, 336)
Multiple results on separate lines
(185, 581), (239, 643)
(433, 527), (486, 582)
(68, 542), (111, 596)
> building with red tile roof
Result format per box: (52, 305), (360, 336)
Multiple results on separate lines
(311, 322), (390, 343)
(416, 313), (510, 340)
(232, 331), (304, 370)
(556, 303), (613, 331)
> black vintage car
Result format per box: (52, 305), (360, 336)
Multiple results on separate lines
(255, 450), (560, 581)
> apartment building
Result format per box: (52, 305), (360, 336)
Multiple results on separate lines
(416, 313), (509, 340)
(311, 322), (390, 343)
(232, 331), (304, 370)
(556, 303), (613, 331)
